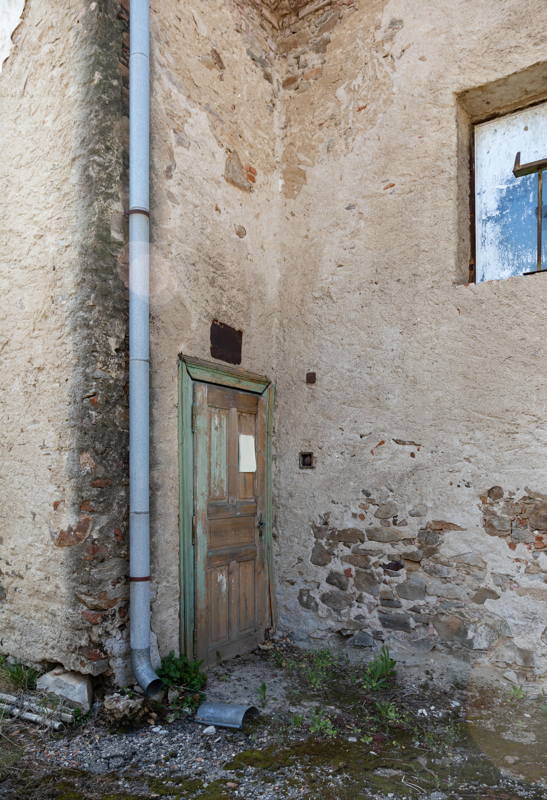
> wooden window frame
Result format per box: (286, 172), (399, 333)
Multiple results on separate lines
(467, 97), (547, 284)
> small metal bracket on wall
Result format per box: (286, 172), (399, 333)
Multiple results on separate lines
(513, 151), (547, 274)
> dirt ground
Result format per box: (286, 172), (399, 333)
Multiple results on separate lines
(0, 643), (545, 800)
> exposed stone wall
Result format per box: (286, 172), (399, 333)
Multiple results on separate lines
(0, 0), (130, 681)
(292, 487), (546, 682)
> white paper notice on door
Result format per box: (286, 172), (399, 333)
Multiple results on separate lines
(239, 434), (257, 473)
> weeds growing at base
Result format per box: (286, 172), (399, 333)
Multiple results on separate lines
(0, 656), (39, 692)
(361, 646), (396, 690)
(265, 643), (453, 747)
(158, 652), (208, 715)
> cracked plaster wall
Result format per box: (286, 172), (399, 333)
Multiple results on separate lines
(150, 0), (547, 686)
(0, 1), (130, 681)
(272, 0), (547, 685)
(148, 0), (282, 655)
(1, 0), (546, 687)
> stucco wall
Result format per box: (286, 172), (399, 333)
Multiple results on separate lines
(2, 0), (545, 688)
(148, 0), (282, 654)
(272, 0), (547, 684)
(0, 1), (130, 680)
(150, 0), (547, 686)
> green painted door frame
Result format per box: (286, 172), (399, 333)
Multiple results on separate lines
(178, 355), (276, 659)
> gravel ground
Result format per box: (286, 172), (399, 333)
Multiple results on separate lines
(0, 645), (545, 800)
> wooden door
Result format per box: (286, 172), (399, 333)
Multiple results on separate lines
(193, 382), (269, 664)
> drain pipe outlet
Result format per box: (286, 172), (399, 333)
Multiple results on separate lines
(128, 0), (162, 699)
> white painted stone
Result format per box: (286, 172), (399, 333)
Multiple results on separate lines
(202, 725), (216, 735)
(37, 669), (92, 711)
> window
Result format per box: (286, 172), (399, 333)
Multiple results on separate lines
(474, 101), (546, 283)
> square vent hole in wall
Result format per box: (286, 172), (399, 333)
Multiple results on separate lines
(457, 62), (547, 284)
(210, 320), (242, 365)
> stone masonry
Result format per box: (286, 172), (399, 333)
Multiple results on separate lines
(0, 1), (131, 682)
(1, 0), (546, 689)
(293, 486), (546, 683)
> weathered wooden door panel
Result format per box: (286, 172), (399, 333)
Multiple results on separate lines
(193, 381), (268, 665)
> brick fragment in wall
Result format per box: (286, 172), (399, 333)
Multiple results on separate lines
(82, 609), (105, 625)
(51, 517), (93, 548)
(224, 150), (252, 191)
(76, 591), (119, 611)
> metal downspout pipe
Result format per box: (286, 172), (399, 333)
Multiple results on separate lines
(129, 0), (162, 697)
